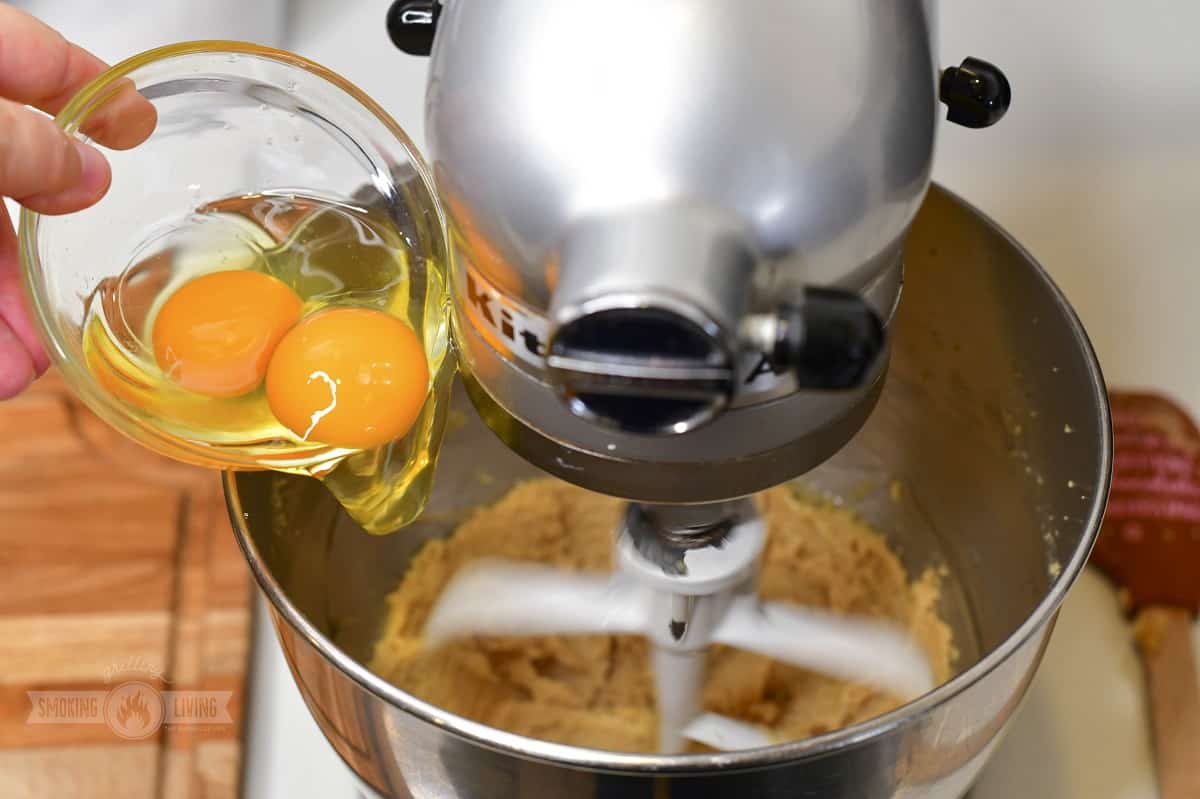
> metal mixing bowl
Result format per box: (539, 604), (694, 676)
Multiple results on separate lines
(225, 185), (1111, 798)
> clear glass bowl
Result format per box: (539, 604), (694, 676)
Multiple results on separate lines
(18, 41), (451, 477)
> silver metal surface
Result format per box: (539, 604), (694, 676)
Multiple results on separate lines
(454, 302), (890, 502)
(430, 0), (937, 489)
(225, 186), (1112, 799)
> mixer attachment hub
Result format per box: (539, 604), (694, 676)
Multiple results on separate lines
(623, 500), (753, 575)
(546, 305), (734, 435)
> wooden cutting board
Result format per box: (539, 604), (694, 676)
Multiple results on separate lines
(0, 371), (253, 798)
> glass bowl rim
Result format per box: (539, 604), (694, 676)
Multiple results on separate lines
(17, 39), (450, 470)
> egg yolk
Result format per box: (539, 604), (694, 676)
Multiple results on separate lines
(152, 270), (303, 398)
(265, 308), (429, 450)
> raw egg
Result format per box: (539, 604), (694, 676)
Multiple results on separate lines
(152, 270), (302, 398)
(265, 307), (429, 449)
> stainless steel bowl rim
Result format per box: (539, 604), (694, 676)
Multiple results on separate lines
(224, 186), (1112, 774)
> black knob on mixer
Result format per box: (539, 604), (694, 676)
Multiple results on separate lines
(773, 290), (885, 391)
(940, 57), (1012, 128)
(386, 0), (441, 56)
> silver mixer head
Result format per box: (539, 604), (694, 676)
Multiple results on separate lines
(388, 0), (1009, 503)
(384, 0), (1011, 757)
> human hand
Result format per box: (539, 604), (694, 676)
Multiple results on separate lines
(0, 4), (156, 398)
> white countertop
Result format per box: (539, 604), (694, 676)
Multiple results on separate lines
(13, 1), (1200, 796)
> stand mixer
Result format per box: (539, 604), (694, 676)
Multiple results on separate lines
(218, 1), (1110, 796)
(383, 0), (1012, 753)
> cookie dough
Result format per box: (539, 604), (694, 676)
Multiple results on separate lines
(369, 479), (955, 752)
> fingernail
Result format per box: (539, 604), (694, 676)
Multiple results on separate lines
(72, 140), (110, 196)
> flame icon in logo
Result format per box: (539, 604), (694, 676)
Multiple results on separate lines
(104, 682), (164, 740)
(115, 691), (151, 731)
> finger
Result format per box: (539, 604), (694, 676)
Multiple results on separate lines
(0, 99), (111, 214)
(21, 139), (111, 216)
(77, 78), (158, 151)
(0, 201), (49, 375)
(0, 4), (156, 150)
(0, 4), (107, 112)
(0, 316), (35, 399)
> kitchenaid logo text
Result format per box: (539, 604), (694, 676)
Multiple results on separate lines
(464, 270), (548, 368)
(462, 264), (792, 397)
